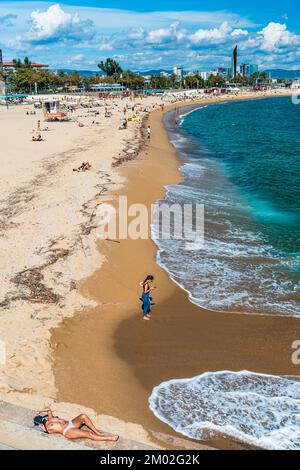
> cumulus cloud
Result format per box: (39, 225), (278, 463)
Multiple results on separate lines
(133, 22), (185, 45)
(258, 22), (299, 52)
(29, 4), (94, 43)
(189, 22), (247, 45)
(231, 29), (249, 37)
(146, 28), (174, 44)
(2, 2), (300, 71)
(10, 4), (95, 48)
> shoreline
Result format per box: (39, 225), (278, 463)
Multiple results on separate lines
(52, 91), (299, 450)
(159, 95), (300, 319)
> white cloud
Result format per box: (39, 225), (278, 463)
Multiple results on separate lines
(71, 54), (84, 61)
(189, 22), (232, 44)
(13, 4), (95, 46)
(145, 22), (185, 45)
(259, 22), (299, 52)
(128, 28), (145, 40)
(231, 29), (249, 37)
(146, 28), (173, 44)
(98, 43), (113, 51)
(1, 3), (300, 71)
(190, 22), (250, 45)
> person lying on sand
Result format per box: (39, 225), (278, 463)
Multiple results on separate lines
(73, 162), (92, 172)
(34, 408), (119, 442)
(32, 134), (43, 142)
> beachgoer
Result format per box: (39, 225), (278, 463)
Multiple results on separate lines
(139, 275), (156, 320)
(32, 134), (43, 142)
(147, 126), (151, 140)
(35, 408), (119, 442)
(73, 162), (91, 172)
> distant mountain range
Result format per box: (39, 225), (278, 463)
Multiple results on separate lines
(54, 68), (300, 80)
(54, 69), (103, 77)
(263, 69), (300, 79)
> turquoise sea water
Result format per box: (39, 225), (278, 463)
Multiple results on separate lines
(156, 97), (300, 315)
(150, 97), (300, 449)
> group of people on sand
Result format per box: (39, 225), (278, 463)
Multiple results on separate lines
(32, 134), (43, 142)
(73, 162), (92, 172)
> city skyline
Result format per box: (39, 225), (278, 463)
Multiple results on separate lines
(0, 1), (299, 71)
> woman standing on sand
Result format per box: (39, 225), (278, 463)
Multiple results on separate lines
(140, 275), (156, 321)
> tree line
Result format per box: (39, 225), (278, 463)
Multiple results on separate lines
(0, 57), (271, 94)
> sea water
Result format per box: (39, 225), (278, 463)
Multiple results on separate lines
(154, 97), (300, 316)
(149, 371), (300, 450)
(150, 97), (300, 449)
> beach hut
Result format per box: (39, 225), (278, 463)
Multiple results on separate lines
(43, 98), (66, 120)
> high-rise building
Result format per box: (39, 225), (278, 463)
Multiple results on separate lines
(240, 63), (259, 77)
(173, 67), (183, 80)
(240, 63), (250, 77)
(232, 45), (238, 78)
(218, 67), (228, 79)
(198, 71), (210, 81)
(0, 49), (3, 72)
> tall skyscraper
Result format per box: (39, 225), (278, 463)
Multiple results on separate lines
(240, 63), (259, 77)
(173, 66), (183, 80)
(232, 46), (238, 78)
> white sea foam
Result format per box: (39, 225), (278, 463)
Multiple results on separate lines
(149, 371), (300, 450)
(179, 105), (209, 125)
(151, 155), (300, 316)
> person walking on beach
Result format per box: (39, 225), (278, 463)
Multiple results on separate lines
(140, 275), (156, 321)
(147, 125), (151, 140)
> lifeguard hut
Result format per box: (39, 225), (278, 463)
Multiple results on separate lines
(43, 99), (66, 120)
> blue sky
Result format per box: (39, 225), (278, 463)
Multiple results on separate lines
(0, 1), (299, 71)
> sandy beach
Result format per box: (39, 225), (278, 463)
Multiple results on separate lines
(51, 90), (299, 450)
(0, 88), (298, 449)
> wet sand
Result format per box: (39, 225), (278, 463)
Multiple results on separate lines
(52, 100), (300, 450)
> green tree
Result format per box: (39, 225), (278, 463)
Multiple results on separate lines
(98, 58), (123, 76)
(11, 68), (35, 92)
(184, 75), (206, 89)
(208, 75), (225, 87)
(23, 57), (32, 68)
(12, 57), (32, 69)
(232, 74), (251, 86)
(250, 72), (268, 85)
(119, 71), (145, 90)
